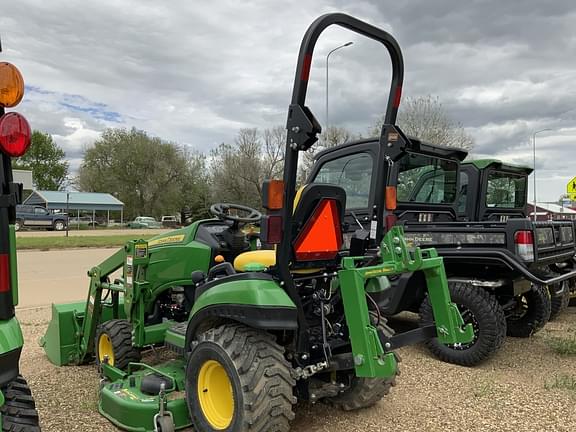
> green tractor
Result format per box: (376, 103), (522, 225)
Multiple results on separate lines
(41, 13), (473, 432)
(0, 53), (41, 430)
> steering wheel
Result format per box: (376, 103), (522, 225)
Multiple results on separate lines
(210, 203), (262, 224)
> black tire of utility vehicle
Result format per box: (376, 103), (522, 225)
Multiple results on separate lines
(506, 284), (551, 337)
(1, 375), (41, 432)
(419, 281), (507, 367)
(14, 219), (23, 232)
(328, 314), (398, 410)
(186, 324), (296, 432)
(549, 282), (570, 321)
(95, 319), (141, 370)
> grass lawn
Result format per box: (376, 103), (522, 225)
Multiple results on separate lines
(16, 234), (156, 250)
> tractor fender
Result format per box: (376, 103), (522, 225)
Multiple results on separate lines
(0, 317), (24, 387)
(185, 274), (297, 349)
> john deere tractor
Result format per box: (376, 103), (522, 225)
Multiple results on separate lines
(0, 48), (41, 430)
(41, 14), (473, 432)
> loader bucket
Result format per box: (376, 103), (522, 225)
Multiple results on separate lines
(39, 301), (86, 366)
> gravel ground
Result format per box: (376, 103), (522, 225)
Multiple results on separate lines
(17, 306), (576, 432)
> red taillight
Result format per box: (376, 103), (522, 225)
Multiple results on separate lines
(261, 215), (283, 244)
(0, 254), (10, 293)
(515, 230), (534, 262)
(0, 112), (31, 157)
(385, 214), (397, 231)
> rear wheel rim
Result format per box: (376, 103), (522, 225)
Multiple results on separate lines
(197, 359), (234, 430)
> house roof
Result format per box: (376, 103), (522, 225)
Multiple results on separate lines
(527, 202), (576, 214)
(23, 191), (124, 211)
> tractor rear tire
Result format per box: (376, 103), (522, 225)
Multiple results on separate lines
(328, 316), (397, 411)
(549, 282), (570, 321)
(185, 324), (296, 432)
(95, 319), (141, 370)
(506, 284), (550, 337)
(1, 375), (41, 432)
(419, 281), (507, 367)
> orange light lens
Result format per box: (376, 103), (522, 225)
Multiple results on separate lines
(0, 63), (25, 108)
(385, 186), (397, 210)
(266, 180), (285, 210)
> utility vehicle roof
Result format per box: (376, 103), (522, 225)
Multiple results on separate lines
(463, 159), (533, 174)
(314, 136), (468, 162)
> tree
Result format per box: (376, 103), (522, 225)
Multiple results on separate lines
(210, 127), (286, 209)
(371, 95), (474, 151)
(13, 131), (69, 190)
(77, 128), (209, 219)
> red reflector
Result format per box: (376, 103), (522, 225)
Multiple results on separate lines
(0, 112), (31, 157)
(301, 53), (312, 82)
(515, 230), (533, 245)
(264, 215), (283, 244)
(385, 214), (397, 231)
(0, 254), (10, 293)
(393, 85), (402, 108)
(294, 199), (342, 261)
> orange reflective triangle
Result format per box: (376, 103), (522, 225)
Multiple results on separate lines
(294, 199), (342, 261)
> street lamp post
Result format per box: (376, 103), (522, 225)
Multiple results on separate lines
(532, 128), (552, 221)
(325, 42), (353, 129)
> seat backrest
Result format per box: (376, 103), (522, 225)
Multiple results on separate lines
(289, 183), (346, 268)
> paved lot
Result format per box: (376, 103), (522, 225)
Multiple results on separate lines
(16, 248), (120, 308)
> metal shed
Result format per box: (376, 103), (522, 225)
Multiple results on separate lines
(23, 190), (124, 225)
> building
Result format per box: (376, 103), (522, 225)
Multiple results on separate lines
(526, 202), (576, 221)
(23, 190), (125, 225)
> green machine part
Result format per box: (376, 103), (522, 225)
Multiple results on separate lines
(338, 225), (474, 378)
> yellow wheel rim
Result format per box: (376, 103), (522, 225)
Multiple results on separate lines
(197, 360), (234, 429)
(98, 333), (115, 366)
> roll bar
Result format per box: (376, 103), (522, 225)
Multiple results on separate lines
(277, 13), (405, 354)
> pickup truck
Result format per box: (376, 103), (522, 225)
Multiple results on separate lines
(15, 205), (68, 231)
(309, 134), (576, 367)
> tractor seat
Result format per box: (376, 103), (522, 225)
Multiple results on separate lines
(233, 249), (320, 274)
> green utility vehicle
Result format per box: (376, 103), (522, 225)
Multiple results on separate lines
(41, 13), (472, 432)
(309, 141), (576, 367)
(0, 52), (41, 430)
(458, 159), (576, 320)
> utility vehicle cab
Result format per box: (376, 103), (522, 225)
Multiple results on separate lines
(458, 160), (531, 222)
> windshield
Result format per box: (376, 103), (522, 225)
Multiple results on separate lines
(486, 171), (527, 208)
(312, 153), (373, 209)
(397, 153), (458, 204)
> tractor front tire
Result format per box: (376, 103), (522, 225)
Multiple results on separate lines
(328, 317), (397, 411)
(1, 375), (41, 432)
(185, 324), (295, 432)
(549, 282), (570, 321)
(506, 284), (551, 337)
(95, 319), (141, 370)
(419, 281), (507, 367)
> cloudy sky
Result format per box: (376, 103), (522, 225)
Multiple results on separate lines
(2, 0), (576, 201)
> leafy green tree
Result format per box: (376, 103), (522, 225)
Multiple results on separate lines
(77, 128), (209, 219)
(13, 130), (69, 190)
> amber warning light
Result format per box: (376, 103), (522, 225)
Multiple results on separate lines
(0, 61), (31, 157)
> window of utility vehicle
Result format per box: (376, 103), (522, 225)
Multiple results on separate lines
(396, 153), (458, 211)
(484, 171), (527, 210)
(311, 150), (376, 227)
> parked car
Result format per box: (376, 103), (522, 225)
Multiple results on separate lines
(15, 205), (68, 231)
(127, 216), (162, 229)
(161, 215), (179, 228)
(69, 216), (99, 227)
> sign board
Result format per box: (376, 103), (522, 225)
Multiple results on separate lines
(12, 169), (33, 190)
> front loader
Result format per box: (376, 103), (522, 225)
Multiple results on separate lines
(41, 13), (473, 432)
(0, 50), (41, 431)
